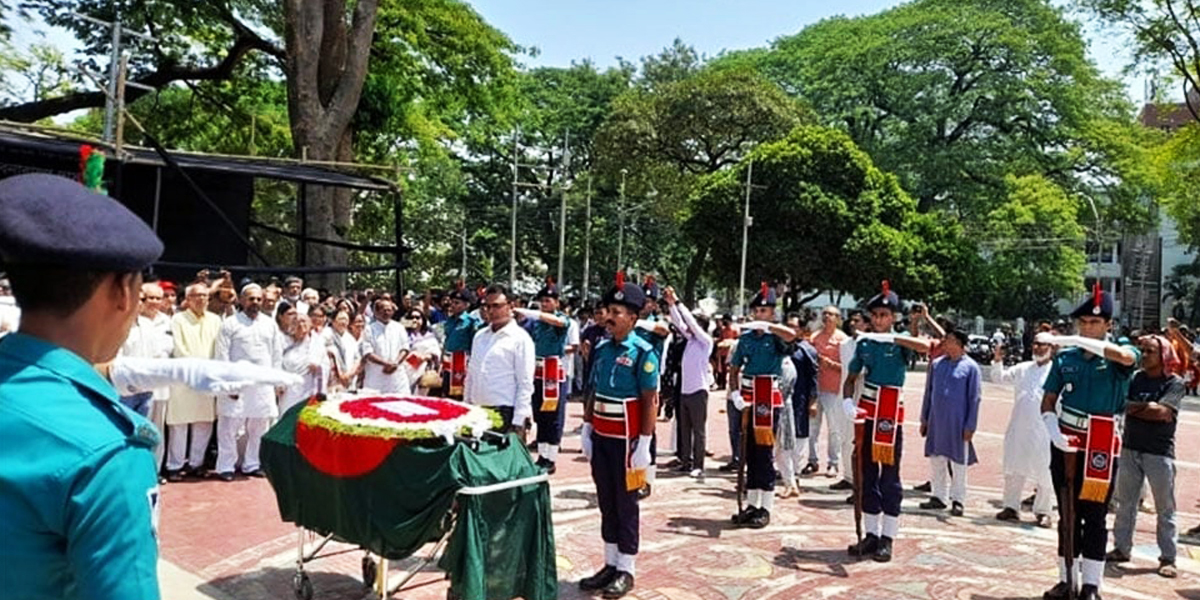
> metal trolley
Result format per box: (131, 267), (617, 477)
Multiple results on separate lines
(288, 459), (549, 599)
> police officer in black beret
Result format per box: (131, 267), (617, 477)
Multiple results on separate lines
(0, 173), (165, 599)
(579, 273), (660, 599)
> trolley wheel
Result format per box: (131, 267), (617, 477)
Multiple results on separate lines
(293, 571), (313, 600)
(361, 556), (377, 589)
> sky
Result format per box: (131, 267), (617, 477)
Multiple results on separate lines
(466, 0), (1144, 101)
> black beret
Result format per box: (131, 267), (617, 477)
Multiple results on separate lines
(866, 291), (900, 312)
(0, 173), (162, 271)
(447, 286), (475, 304)
(535, 279), (559, 299)
(749, 282), (777, 308)
(602, 282), (645, 312)
(1070, 285), (1114, 320)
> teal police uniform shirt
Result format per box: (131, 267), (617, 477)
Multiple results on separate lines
(443, 312), (483, 354)
(0, 333), (161, 600)
(591, 334), (660, 398)
(633, 314), (667, 357)
(731, 330), (792, 377)
(531, 312), (569, 358)
(848, 338), (913, 388)
(1043, 344), (1141, 415)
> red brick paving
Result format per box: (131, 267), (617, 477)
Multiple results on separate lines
(160, 371), (1200, 599)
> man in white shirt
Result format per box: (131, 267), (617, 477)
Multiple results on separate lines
(119, 282), (174, 477)
(0, 275), (20, 337)
(361, 298), (412, 393)
(213, 284), (283, 481)
(464, 284), (534, 435)
(663, 286), (713, 478)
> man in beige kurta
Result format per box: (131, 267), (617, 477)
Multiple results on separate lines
(165, 283), (223, 480)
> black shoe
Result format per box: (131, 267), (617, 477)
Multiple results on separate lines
(913, 481), (932, 492)
(830, 479), (853, 491)
(873, 536), (893, 562)
(637, 484), (651, 500)
(848, 533), (879, 557)
(1042, 581), (1074, 600)
(664, 458), (684, 469)
(242, 469), (267, 478)
(217, 472), (235, 482)
(1105, 549), (1131, 563)
(672, 462), (693, 473)
(950, 502), (964, 517)
(799, 463), (819, 477)
(165, 469), (184, 483)
(845, 493), (856, 505)
(579, 565), (618, 591)
(1079, 584), (1101, 600)
(744, 508), (770, 529)
(995, 507), (1020, 521)
(543, 462), (557, 475)
(600, 571), (635, 599)
(718, 461), (740, 473)
(919, 498), (947, 510)
(731, 506), (753, 525)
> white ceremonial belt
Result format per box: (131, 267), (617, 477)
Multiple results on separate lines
(1059, 407), (1089, 431)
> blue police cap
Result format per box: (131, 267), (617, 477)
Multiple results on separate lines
(602, 272), (644, 312)
(0, 173), (162, 271)
(535, 277), (559, 300)
(866, 280), (900, 312)
(1070, 283), (1113, 319)
(749, 281), (776, 308)
(641, 276), (661, 301)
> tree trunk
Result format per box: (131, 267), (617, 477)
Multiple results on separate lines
(683, 242), (709, 306)
(283, 0), (379, 292)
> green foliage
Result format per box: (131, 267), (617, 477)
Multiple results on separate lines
(690, 125), (966, 303)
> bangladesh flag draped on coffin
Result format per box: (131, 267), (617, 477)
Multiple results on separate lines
(261, 398), (557, 600)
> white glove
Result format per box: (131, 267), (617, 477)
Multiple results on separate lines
(730, 389), (747, 411)
(858, 332), (895, 344)
(631, 434), (653, 469)
(1042, 412), (1075, 452)
(842, 397), (858, 419)
(738, 320), (771, 332)
(580, 423), (594, 461)
(1052, 334), (1109, 357)
(109, 357), (304, 395)
(514, 307), (538, 319)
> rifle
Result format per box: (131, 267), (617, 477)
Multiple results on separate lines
(853, 418), (866, 558)
(737, 405), (750, 517)
(1063, 449), (1078, 600)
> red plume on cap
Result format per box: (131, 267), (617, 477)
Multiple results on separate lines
(1093, 280), (1102, 307)
(760, 281), (768, 297)
(881, 280), (890, 296)
(616, 271), (625, 288)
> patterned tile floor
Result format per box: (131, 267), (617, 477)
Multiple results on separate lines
(160, 371), (1200, 599)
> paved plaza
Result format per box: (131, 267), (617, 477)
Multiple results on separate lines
(159, 371), (1200, 599)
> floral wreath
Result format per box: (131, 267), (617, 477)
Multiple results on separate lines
(295, 394), (502, 477)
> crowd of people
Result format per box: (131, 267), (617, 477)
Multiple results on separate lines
(1, 174), (1195, 600)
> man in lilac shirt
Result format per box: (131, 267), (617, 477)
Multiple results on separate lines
(663, 287), (714, 478)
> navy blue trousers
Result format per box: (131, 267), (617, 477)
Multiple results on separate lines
(533, 380), (569, 445)
(591, 434), (640, 555)
(858, 421), (903, 517)
(746, 407), (782, 491)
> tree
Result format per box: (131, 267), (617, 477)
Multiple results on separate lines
(689, 125), (972, 306)
(595, 66), (810, 301)
(1077, 0), (1200, 121)
(730, 0), (1143, 226)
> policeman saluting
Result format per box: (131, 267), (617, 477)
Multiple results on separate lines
(1037, 284), (1139, 600)
(0, 173), (165, 599)
(579, 272), (659, 599)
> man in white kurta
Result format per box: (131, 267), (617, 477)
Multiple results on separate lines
(166, 283), (223, 480)
(989, 333), (1055, 527)
(119, 282), (174, 475)
(361, 299), (412, 394)
(213, 284), (282, 479)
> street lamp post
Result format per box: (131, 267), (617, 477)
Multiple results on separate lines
(617, 168), (628, 270)
(556, 130), (571, 285)
(737, 160), (755, 317)
(509, 128), (519, 290)
(583, 177), (592, 301)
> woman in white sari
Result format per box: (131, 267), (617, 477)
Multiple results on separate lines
(328, 309), (362, 392)
(279, 314), (328, 413)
